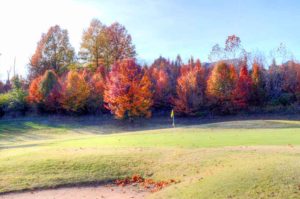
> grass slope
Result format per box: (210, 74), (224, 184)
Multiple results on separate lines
(0, 118), (300, 198)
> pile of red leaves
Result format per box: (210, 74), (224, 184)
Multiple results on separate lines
(115, 174), (178, 192)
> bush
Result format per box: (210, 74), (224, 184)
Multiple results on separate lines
(8, 89), (28, 113)
(0, 89), (28, 117)
(279, 93), (296, 106)
(269, 93), (295, 106)
(0, 93), (10, 117)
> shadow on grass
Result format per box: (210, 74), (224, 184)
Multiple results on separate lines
(1, 113), (300, 134)
(1, 113), (300, 144)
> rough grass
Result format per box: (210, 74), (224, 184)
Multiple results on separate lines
(0, 117), (300, 198)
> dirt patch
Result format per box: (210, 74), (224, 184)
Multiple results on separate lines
(0, 185), (149, 199)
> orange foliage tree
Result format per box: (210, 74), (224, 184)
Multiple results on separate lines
(206, 62), (237, 113)
(233, 63), (253, 109)
(27, 76), (43, 105)
(27, 70), (61, 112)
(174, 60), (206, 115)
(60, 70), (90, 113)
(251, 61), (266, 106)
(104, 59), (153, 119)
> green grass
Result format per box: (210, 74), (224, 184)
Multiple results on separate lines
(53, 127), (300, 148)
(0, 118), (300, 198)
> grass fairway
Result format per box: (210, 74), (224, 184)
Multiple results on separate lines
(0, 117), (300, 198)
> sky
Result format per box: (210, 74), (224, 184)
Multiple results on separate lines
(0, 0), (300, 80)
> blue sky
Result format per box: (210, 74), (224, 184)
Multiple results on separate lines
(0, 0), (299, 79)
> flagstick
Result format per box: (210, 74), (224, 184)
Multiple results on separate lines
(172, 115), (175, 128)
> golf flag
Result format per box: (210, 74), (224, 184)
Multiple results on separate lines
(170, 109), (174, 118)
(170, 109), (175, 127)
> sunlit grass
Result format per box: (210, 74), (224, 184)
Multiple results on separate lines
(0, 118), (300, 198)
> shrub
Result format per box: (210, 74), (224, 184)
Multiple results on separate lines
(278, 93), (295, 106)
(0, 89), (27, 117)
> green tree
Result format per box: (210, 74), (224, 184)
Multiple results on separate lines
(0, 76), (27, 116)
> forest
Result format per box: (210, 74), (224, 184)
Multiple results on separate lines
(0, 19), (299, 119)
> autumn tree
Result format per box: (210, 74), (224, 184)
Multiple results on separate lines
(79, 19), (106, 69)
(27, 70), (61, 112)
(206, 62), (237, 113)
(27, 76), (43, 105)
(233, 63), (253, 109)
(102, 23), (136, 68)
(150, 68), (171, 108)
(79, 19), (136, 70)
(104, 59), (153, 119)
(267, 59), (284, 101)
(29, 25), (75, 80)
(270, 43), (293, 65)
(85, 67), (106, 113)
(250, 61), (267, 106)
(225, 35), (242, 59)
(280, 61), (300, 94)
(174, 60), (206, 115)
(208, 44), (224, 62)
(174, 55), (183, 67)
(294, 63), (300, 103)
(208, 35), (246, 62)
(39, 70), (61, 112)
(149, 57), (178, 109)
(60, 70), (90, 113)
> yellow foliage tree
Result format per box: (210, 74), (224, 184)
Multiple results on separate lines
(60, 71), (90, 112)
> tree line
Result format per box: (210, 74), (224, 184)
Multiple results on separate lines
(0, 19), (300, 119)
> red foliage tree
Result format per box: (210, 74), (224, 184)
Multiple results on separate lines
(233, 64), (253, 109)
(104, 59), (153, 119)
(174, 59), (206, 115)
(86, 67), (106, 113)
(149, 57), (178, 109)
